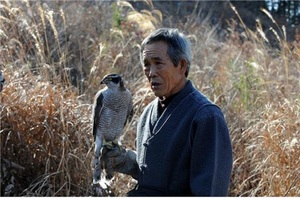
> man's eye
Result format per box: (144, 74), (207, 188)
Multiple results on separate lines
(143, 62), (150, 68)
(143, 67), (149, 72)
(156, 62), (164, 69)
(156, 61), (164, 67)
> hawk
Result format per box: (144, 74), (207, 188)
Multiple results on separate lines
(92, 74), (133, 188)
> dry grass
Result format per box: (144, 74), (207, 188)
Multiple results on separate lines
(1, 71), (93, 196)
(1, 0), (300, 196)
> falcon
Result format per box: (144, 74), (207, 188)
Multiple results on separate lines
(92, 74), (133, 187)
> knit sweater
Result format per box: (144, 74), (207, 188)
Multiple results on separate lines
(128, 81), (233, 196)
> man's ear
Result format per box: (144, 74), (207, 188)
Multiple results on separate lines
(179, 59), (188, 74)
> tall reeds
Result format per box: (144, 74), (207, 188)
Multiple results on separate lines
(1, 0), (299, 196)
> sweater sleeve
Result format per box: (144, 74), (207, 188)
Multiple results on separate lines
(190, 105), (233, 196)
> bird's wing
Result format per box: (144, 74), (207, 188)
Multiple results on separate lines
(124, 92), (134, 127)
(93, 91), (104, 141)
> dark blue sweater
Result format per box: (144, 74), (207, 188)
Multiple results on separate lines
(128, 81), (232, 196)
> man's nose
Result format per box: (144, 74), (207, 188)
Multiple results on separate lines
(148, 65), (157, 77)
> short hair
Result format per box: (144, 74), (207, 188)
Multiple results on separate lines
(140, 28), (192, 77)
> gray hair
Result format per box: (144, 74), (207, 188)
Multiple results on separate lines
(140, 28), (192, 77)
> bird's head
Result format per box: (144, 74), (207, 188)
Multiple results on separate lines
(100, 73), (125, 90)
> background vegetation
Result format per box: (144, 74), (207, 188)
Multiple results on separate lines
(1, 0), (299, 196)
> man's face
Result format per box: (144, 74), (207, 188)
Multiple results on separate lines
(142, 41), (187, 98)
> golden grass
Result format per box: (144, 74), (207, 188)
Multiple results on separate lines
(1, 71), (93, 196)
(1, 0), (300, 196)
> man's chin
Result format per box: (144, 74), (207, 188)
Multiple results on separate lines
(152, 91), (163, 98)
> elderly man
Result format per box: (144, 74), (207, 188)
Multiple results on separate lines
(102, 28), (233, 196)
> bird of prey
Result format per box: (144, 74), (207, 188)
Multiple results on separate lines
(92, 74), (133, 188)
(0, 71), (5, 92)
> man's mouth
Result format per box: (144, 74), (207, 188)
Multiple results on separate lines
(151, 82), (161, 90)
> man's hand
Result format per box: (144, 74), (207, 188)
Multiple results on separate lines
(101, 145), (126, 179)
(101, 144), (139, 180)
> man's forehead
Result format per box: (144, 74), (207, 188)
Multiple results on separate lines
(145, 40), (168, 50)
(143, 42), (168, 59)
(142, 56), (163, 62)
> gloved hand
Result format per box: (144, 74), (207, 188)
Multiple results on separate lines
(101, 144), (139, 180)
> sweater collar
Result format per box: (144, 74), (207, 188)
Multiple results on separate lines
(150, 80), (196, 134)
(158, 80), (193, 109)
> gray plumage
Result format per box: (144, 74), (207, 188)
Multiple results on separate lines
(92, 74), (133, 186)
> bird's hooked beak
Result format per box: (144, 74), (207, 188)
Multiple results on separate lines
(100, 78), (107, 84)
(100, 75), (112, 85)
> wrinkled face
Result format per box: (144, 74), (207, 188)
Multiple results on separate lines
(142, 41), (187, 99)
